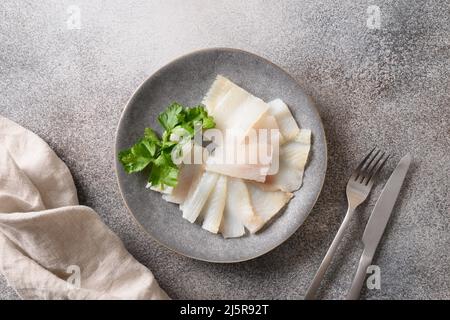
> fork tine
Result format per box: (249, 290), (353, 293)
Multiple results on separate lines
(351, 147), (376, 180)
(361, 151), (383, 184)
(366, 153), (390, 185)
(358, 148), (380, 182)
(362, 151), (384, 181)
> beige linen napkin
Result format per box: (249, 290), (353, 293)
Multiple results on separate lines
(0, 115), (169, 299)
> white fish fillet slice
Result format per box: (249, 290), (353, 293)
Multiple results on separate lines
(162, 163), (203, 204)
(220, 207), (245, 238)
(148, 184), (173, 194)
(268, 99), (300, 142)
(252, 114), (281, 175)
(206, 77), (269, 140)
(163, 144), (205, 203)
(247, 182), (293, 223)
(220, 178), (265, 238)
(202, 75), (234, 114)
(280, 129), (311, 169)
(220, 184), (245, 238)
(220, 105), (269, 141)
(221, 96), (269, 138)
(249, 181), (282, 192)
(203, 76), (274, 181)
(205, 141), (271, 182)
(265, 129), (311, 192)
(211, 86), (251, 131)
(227, 178), (264, 234)
(206, 163), (269, 182)
(266, 163), (304, 192)
(181, 171), (219, 223)
(201, 175), (228, 233)
(253, 114), (279, 131)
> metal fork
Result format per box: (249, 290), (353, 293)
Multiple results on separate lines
(304, 148), (389, 300)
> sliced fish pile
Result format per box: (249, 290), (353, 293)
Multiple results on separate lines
(157, 75), (311, 238)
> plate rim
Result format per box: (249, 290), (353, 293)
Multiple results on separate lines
(114, 47), (328, 263)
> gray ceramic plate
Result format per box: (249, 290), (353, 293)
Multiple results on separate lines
(115, 48), (327, 263)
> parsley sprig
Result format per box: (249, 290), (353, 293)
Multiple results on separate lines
(119, 102), (215, 188)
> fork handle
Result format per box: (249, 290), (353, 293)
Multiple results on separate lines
(304, 207), (356, 300)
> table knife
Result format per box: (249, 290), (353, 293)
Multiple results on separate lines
(346, 153), (412, 300)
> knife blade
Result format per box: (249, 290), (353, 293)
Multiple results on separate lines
(346, 153), (412, 299)
(362, 153), (412, 257)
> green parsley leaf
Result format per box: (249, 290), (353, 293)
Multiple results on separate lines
(118, 140), (153, 173)
(202, 115), (216, 129)
(144, 128), (160, 145)
(184, 105), (216, 130)
(149, 153), (179, 187)
(158, 102), (184, 131)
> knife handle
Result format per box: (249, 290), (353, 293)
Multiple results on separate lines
(346, 249), (372, 300)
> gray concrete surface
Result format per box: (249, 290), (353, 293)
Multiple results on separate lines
(0, 0), (449, 299)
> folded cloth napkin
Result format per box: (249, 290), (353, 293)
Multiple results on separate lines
(0, 115), (169, 299)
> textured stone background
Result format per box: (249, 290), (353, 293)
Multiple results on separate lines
(1, 0), (449, 299)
